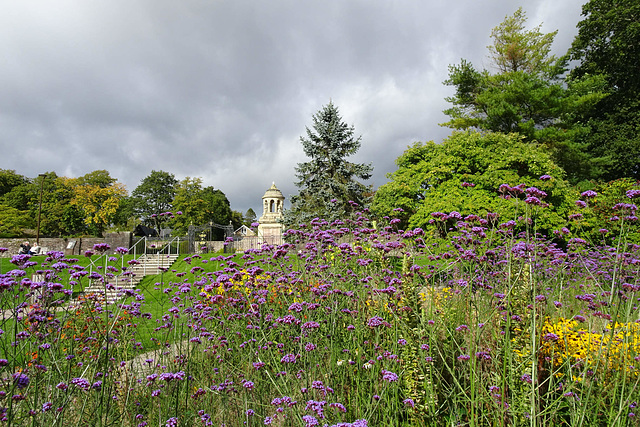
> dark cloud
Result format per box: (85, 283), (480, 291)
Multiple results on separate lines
(0, 0), (585, 213)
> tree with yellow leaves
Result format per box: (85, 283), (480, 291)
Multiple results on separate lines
(69, 170), (127, 236)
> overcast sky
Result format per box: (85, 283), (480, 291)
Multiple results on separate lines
(0, 0), (586, 214)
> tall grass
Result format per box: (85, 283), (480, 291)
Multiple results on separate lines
(0, 184), (639, 426)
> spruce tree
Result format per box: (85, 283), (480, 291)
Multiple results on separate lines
(285, 102), (373, 226)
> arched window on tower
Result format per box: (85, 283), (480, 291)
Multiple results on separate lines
(270, 200), (275, 213)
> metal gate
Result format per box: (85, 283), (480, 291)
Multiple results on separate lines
(187, 222), (234, 253)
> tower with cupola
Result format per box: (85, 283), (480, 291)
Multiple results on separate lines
(258, 182), (285, 241)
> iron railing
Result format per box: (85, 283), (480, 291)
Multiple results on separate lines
(85, 236), (184, 289)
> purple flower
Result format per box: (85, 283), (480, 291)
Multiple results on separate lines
(280, 353), (297, 364)
(403, 398), (415, 408)
(475, 350), (492, 360)
(366, 316), (388, 328)
(525, 187), (547, 198)
(581, 190), (597, 198)
(613, 202), (638, 212)
(12, 373), (29, 390)
(302, 321), (320, 329)
(329, 402), (347, 412)
(524, 196), (542, 205)
(381, 369), (398, 382)
(627, 190), (640, 199)
(92, 243), (111, 253)
(498, 184), (512, 193)
(520, 374), (532, 384)
(302, 415), (319, 426)
(288, 302), (304, 312)
(539, 175), (551, 180)
(71, 377), (91, 391)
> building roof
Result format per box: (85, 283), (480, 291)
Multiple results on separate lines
(262, 182), (284, 200)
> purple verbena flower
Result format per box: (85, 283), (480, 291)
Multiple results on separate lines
(381, 370), (398, 382)
(280, 353), (297, 364)
(12, 373), (29, 390)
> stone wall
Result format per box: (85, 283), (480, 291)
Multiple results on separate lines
(0, 233), (132, 257)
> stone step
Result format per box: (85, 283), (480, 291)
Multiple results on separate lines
(79, 253), (180, 305)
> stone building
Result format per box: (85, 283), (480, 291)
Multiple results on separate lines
(258, 182), (285, 242)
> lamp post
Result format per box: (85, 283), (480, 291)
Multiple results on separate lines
(36, 173), (46, 246)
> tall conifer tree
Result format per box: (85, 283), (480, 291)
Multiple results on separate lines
(285, 102), (373, 226)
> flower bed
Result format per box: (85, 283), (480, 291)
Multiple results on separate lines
(1, 184), (639, 425)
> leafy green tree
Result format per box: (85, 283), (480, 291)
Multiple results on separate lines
(442, 8), (606, 183)
(285, 101), (373, 226)
(1, 178), (33, 212)
(169, 177), (232, 236)
(372, 131), (572, 235)
(568, 0), (640, 180)
(563, 178), (640, 244)
(486, 7), (558, 75)
(111, 196), (136, 231)
(0, 172), (86, 237)
(26, 173), (85, 237)
(131, 170), (178, 224)
(0, 169), (29, 197)
(231, 210), (244, 231)
(0, 205), (32, 237)
(244, 208), (257, 225)
(1, 170), (127, 237)
(75, 170), (117, 188)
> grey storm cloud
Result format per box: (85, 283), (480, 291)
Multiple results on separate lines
(0, 0), (586, 213)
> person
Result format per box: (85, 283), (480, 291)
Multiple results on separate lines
(19, 241), (33, 255)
